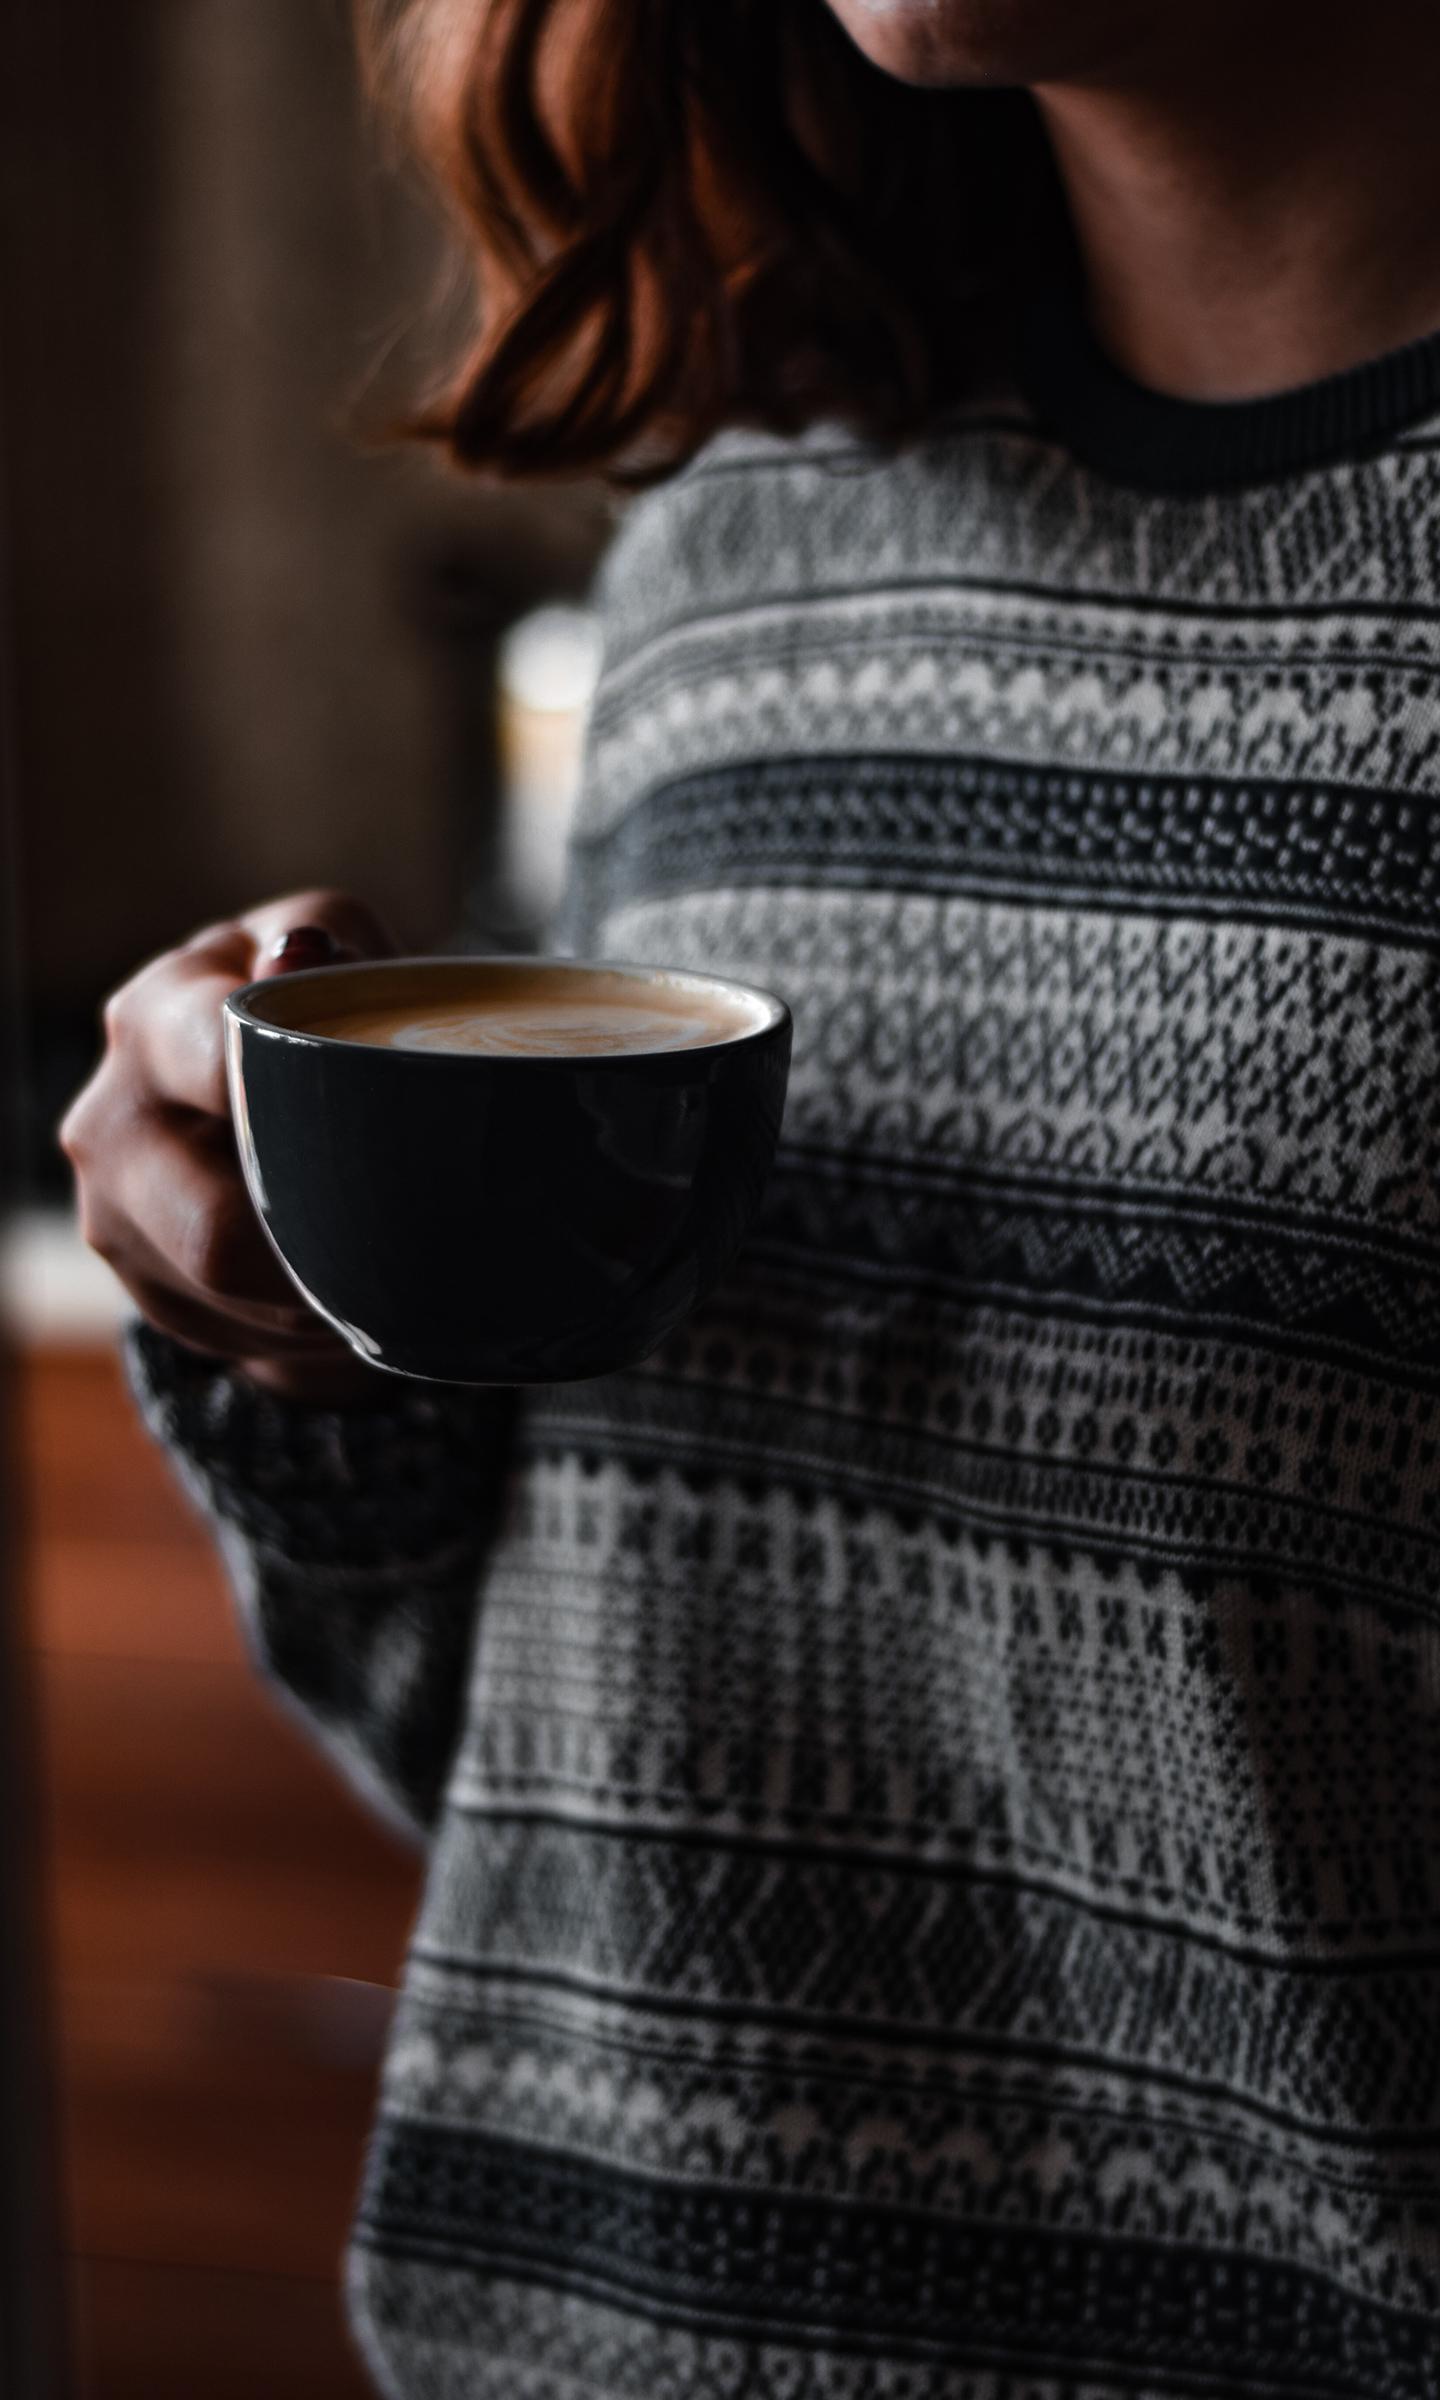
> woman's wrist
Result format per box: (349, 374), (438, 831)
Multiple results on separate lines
(124, 1316), (514, 1571)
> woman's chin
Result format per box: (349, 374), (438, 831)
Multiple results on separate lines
(821, 0), (1158, 89)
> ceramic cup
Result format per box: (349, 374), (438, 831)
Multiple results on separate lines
(223, 955), (792, 1385)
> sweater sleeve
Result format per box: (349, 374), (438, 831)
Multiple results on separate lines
(123, 1320), (517, 1841)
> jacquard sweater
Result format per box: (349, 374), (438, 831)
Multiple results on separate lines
(129, 299), (1440, 2400)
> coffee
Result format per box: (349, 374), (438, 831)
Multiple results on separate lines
(302, 964), (764, 1060)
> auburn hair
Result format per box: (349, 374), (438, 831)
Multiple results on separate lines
(362, 0), (1064, 482)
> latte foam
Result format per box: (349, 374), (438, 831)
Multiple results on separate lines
(299, 966), (763, 1059)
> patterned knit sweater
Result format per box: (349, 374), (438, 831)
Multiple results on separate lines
(130, 298), (1440, 2400)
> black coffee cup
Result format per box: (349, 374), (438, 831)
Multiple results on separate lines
(223, 955), (791, 1386)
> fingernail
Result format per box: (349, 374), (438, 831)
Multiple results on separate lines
(269, 926), (346, 968)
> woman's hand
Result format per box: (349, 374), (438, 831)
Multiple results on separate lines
(61, 891), (398, 1405)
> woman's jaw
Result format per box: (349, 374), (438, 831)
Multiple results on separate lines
(818, 0), (1172, 90)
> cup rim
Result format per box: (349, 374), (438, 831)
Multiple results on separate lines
(224, 952), (791, 1066)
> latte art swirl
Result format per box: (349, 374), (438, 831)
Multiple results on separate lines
(387, 1002), (732, 1057)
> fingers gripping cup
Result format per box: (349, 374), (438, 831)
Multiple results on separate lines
(223, 957), (792, 1385)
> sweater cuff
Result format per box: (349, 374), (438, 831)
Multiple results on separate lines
(123, 1320), (513, 1571)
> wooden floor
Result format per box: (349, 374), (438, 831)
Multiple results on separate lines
(16, 1345), (423, 2397)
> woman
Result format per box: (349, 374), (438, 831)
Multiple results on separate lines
(62, 4), (1440, 2393)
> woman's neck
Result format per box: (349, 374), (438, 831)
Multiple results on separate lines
(1034, 12), (1440, 399)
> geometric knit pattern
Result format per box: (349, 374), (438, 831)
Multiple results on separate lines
(131, 392), (1440, 2399)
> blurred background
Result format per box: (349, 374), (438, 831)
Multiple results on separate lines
(1, 3), (614, 2391)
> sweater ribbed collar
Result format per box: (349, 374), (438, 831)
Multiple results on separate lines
(1018, 278), (1440, 495)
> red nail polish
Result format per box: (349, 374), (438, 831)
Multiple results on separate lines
(270, 926), (342, 968)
